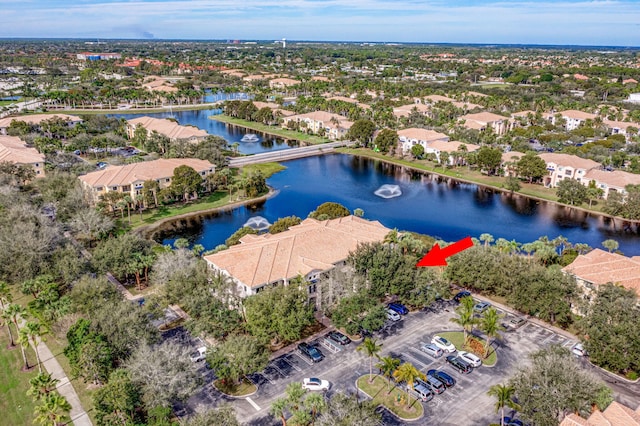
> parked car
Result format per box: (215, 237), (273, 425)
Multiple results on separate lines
(408, 383), (433, 402)
(388, 302), (409, 315)
(298, 342), (324, 363)
(446, 355), (472, 374)
(458, 351), (482, 367)
(327, 330), (351, 345)
(302, 377), (330, 391)
(427, 369), (456, 387)
(386, 309), (401, 321)
(431, 335), (456, 353)
(473, 301), (491, 313)
(503, 417), (525, 426)
(453, 290), (471, 303)
(571, 342), (587, 357)
(504, 317), (526, 330)
(189, 346), (207, 362)
(420, 343), (443, 358)
(420, 375), (446, 394)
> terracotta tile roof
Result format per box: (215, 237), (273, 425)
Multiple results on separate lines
(584, 169), (640, 189)
(502, 151), (526, 163)
(78, 158), (215, 188)
(561, 402), (640, 426)
(288, 111), (348, 123)
(398, 128), (449, 142)
(393, 103), (431, 117)
(558, 110), (598, 120)
(425, 94), (456, 103)
(252, 101), (281, 109)
(562, 248), (640, 295)
(603, 119), (639, 130)
(0, 135), (45, 164)
(127, 116), (208, 140)
(560, 413), (591, 426)
(427, 140), (480, 153)
(269, 77), (299, 87)
(459, 111), (510, 123)
(538, 153), (601, 171)
(327, 96), (371, 109)
(204, 216), (391, 288)
(0, 113), (82, 128)
(512, 110), (536, 118)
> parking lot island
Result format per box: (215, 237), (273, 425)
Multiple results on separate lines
(356, 375), (424, 421)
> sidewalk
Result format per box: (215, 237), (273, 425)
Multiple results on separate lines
(37, 339), (93, 426)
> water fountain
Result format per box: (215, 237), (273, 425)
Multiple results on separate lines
(374, 184), (402, 199)
(243, 216), (271, 231)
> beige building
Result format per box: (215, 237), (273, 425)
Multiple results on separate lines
(561, 401), (640, 426)
(281, 111), (353, 140)
(126, 117), (208, 142)
(393, 103), (431, 119)
(0, 135), (46, 178)
(562, 249), (640, 300)
(269, 77), (299, 89)
(538, 153), (601, 187)
(459, 112), (512, 135)
(603, 119), (639, 141)
(204, 216), (391, 299)
(78, 158), (215, 204)
(397, 128), (449, 154)
(545, 110), (598, 131)
(0, 113), (82, 135)
(583, 168), (640, 199)
(424, 140), (479, 165)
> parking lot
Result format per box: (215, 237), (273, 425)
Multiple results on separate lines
(183, 301), (586, 425)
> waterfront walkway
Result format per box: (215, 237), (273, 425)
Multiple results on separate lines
(229, 140), (355, 167)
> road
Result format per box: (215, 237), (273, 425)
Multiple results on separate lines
(228, 141), (355, 167)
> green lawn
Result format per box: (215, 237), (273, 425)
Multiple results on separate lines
(356, 375), (424, 421)
(0, 99), (19, 107)
(209, 114), (331, 145)
(239, 162), (287, 178)
(439, 331), (498, 366)
(0, 327), (38, 426)
(213, 378), (257, 397)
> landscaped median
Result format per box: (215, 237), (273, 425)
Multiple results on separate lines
(356, 375), (424, 421)
(213, 377), (257, 397)
(439, 331), (498, 366)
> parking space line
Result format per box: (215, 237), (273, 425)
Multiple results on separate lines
(563, 340), (575, 348)
(269, 362), (287, 378)
(246, 397), (261, 411)
(260, 372), (275, 385)
(402, 351), (429, 370)
(541, 333), (556, 344)
(289, 353), (307, 369)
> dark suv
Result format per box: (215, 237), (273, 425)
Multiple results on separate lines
(453, 291), (471, 303)
(446, 355), (472, 374)
(427, 369), (456, 387)
(388, 303), (409, 315)
(327, 331), (351, 345)
(298, 342), (324, 363)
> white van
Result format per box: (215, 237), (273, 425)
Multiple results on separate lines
(386, 309), (401, 321)
(409, 383), (433, 402)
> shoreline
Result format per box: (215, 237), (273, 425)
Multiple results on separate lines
(135, 188), (279, 241)
(338, 148), (640, 228)
(32, 103), (221, 115)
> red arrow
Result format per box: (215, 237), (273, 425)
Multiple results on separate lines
(416, 236), (474, 267)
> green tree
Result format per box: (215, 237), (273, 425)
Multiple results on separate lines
(476, 146), (503, 175)
(556, 179), (587, 205)
(602, 239), (619, 253)
(504, 176), (521, 193)
(206, 334), (269, 385)
(451, 296), (477, 344)
(23, 321), (45, 373)
(357, 337), (382, 383)
(376, 356), (401, 392)
(347, 119), (376, 147)
(33, 391), (72, 426)
(410, 144), (424, 159)
(516, 152), (547, 183)
(315, 392), (381, 426)
(170, 165), (203, 201)
(487, 383), (520, 426)
(480, 308), (504, 358)
(269, 216), (302, 234)
(270, 398), (288, 426)
(373, 128), (398, 154)
(392, 362), (425, 406)
(27, 372), (59, 402)
(225, 226), (258, 246)
(309, 202), (351, 220)
(94, 369), (144, 426)
(181, 406), (240, 426)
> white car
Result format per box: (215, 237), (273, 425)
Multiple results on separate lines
(386, 309), (401, 321)
(572, 343), (587, 357)
(458, 351), (482, 367)
(189, 346), (207, 362)
(302, 377), (330, 391)
(431, 335), (456, 353)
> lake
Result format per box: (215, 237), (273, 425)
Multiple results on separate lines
(156, 154), (640, 255)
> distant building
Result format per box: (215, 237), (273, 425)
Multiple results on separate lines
(0, 135), (46, 178)
(626, 93), (640, 103)
(397, 128), (449, 154)
(269, 78), (299, 89)
(0, 113), (82, 135)
(78, 158), (215, 205)
(281, 111), (352, 140)
(459, 112), (512, 135)
(545, 110), (597, 131)
(538, 152), (600, 188)
(424, 140), (479, 165)
(393, 103), (431, 119)
(126, 117), (208, 142)
(76, 52), (121, 61)
(203, 216), (391, 300)
(583, 168), (640, 199)
(560, 401), (640, 426)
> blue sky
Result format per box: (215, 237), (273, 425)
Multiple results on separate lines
(1, 0), (639, 46)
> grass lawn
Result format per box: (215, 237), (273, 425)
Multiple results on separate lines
(45, 333), (97, 424)
(439, 331), (497, 366)
(0, 327), (38, 426)
(356, 375), (424, 421)
(0, 100), (18, 107)
(213, 378), (257, 397)
(239, 162), (287, 178)
(209, 114), (331, 145)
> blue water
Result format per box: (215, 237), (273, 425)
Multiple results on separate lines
(158, 154), (640, 255)
(111, 92), (295, 155)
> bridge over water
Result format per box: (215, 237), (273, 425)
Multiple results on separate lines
(228, 140), (355, 167)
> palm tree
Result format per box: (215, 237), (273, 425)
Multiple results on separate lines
(480, 308), (504, 358)
(270, 397), (288, 426)
(6, 303), (26, 348)
(0, 280), (12, 309)
(450, 296), (477, 344)
(18, 326), (32, 371)
(27, 372), (59, 401)
(357, 337), (382, 383)
(376, 356), (401, 392)
(23, 321), (45, 373)
(33, 391), (72, 426)
(479, 233), (494, 248)
(392, 362), (425, 406)
(1, 308), (16, 347)
(304, 392), (326, 425)
(487, 383), (520, 426)
(602, 239), (619, 253)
